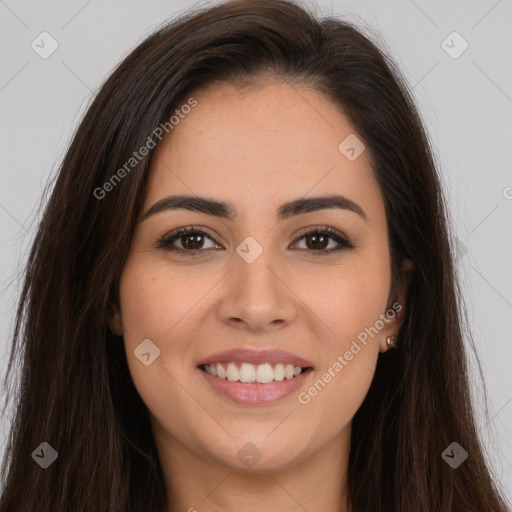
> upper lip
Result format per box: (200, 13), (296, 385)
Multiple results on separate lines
(197, 348), (314, 369)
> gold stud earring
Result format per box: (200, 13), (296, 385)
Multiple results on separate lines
(386, 336), (395, 349)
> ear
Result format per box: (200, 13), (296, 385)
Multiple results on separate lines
(108, 301), (124, 336)
(379, 258), (415, 353)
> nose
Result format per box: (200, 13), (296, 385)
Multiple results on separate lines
(216, 246), (297, 333)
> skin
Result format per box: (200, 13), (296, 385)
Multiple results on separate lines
(110, 78), (413, 512)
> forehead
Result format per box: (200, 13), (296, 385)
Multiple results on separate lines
(145, 81), (383, 224)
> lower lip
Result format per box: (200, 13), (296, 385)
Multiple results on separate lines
(198, 368), (313, 405)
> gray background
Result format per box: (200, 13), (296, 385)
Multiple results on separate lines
(1, 0), (511, 503)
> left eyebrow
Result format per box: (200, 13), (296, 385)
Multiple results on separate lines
(141, 194), (368, 223)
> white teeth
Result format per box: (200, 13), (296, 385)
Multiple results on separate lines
(239, 363), (256, 383)
(256, 363), (274, 384)
(203, 362), (307, 383)
(217, 363), (226, 380)
(226, 362), (240, 382)
(273, 363), (285, 381)
(284, 364), (295, 379)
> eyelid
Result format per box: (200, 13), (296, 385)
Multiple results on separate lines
(156, 225), (223, 249)
(293, 224), (350, 242)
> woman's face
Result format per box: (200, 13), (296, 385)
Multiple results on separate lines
(111, 80), (408, 473)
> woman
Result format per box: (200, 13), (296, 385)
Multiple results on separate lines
(0, 0), (508, 510)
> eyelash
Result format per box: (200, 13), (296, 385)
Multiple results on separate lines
(156, 225), (354, 256)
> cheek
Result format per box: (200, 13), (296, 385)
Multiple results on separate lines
(117, 261), (208, 434)
(118, 258), (209, 347)
(306, 256), (391, 346)
(116, 261), (193, 389)
(117, 257), (231, 403)
(296, 268), (387, 433)
(295, 255), (389, 416)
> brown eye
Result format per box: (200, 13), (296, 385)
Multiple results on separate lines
(292, 227), (354, 255)
(157, 227), (221, 254)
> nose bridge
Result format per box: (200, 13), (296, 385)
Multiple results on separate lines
(219, 233), (295, 329)
(234, 234), (283, 301)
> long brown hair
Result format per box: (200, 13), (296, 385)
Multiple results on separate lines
(0, 0), (508, 510)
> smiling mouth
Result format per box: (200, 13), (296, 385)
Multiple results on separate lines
(199, 362), (314, 384)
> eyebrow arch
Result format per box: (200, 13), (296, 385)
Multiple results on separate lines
(141, 194), (367, 223)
